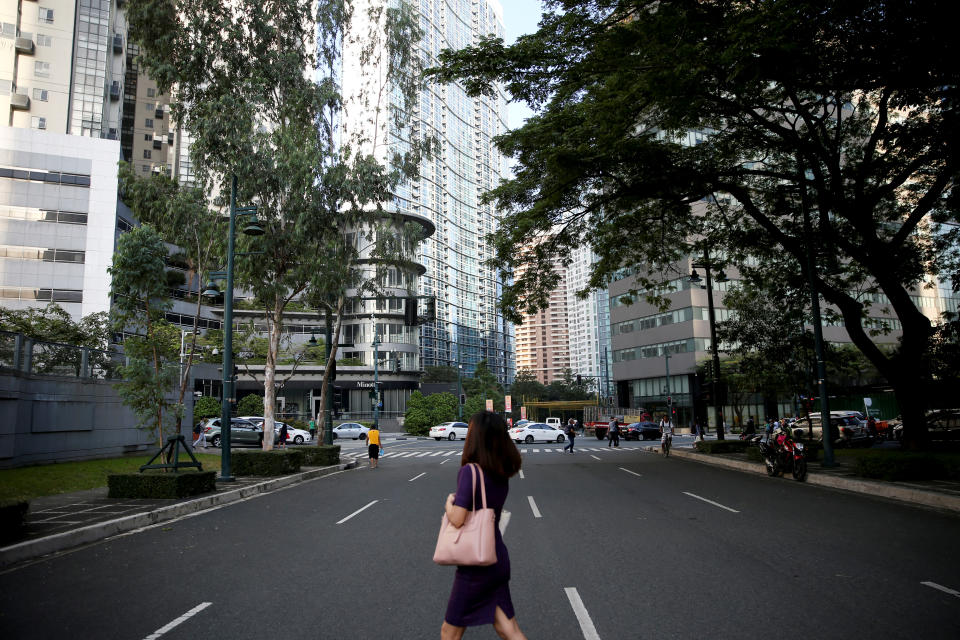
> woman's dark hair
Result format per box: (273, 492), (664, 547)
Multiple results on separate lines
(461, 411), (522, 478)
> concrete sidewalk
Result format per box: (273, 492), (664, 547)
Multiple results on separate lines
(0, 459), (358, 569)
(641, 444), (960, 515)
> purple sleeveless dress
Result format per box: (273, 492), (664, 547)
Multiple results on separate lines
(443, 464), (515, 627)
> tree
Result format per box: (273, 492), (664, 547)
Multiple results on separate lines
(403, 391), (433, 435)
(118, 161), (222, 438)
(429, 392), (460, 426)
(509, 369), (547, 403)
(237, 394), (265, 418)
(109, 225), (180, 447)
(422, 366), (458, 383)
(129, 0), (432, 449)
(428, 0), (959, 448)
(0, 304), (113, 376)
(193, 396), (221, 421)
(462, 359), (504, 400)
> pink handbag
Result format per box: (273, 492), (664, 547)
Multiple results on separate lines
(433, 463), (497, 566)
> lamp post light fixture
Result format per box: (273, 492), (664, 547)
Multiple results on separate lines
(201, 174), (263, 482)
(689, 250), (728, 440)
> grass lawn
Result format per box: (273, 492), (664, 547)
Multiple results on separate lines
(0, 454), (222, 503)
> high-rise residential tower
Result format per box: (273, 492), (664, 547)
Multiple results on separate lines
(514, 257), (570, 384)
(343, 0), (514, 385)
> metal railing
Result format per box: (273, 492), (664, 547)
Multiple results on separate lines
(0, 330), (124, 379)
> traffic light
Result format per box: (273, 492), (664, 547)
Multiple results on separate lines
(425, 297), (436, 321)
(459, 393), (466, 405)
(393, 356), (401, 373)
(576, 374), (582, 385)
(404, 297), (418, 326)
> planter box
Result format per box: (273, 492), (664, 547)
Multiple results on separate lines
(108, 471), (217, 499)
(232, 449), (302, 476)
(299, 445), (340, 467)
(0, 500), (29, 545)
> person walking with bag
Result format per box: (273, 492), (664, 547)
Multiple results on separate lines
(563, 418), (576, 453)
(438, 411), (526, 640)
(367, 424), (381, 469)
(607, 417), (620, 447)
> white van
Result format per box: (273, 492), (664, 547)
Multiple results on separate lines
(545, 417), (561, 427)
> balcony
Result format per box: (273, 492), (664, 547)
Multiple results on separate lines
(10, 93), (30, 110)
(15, 38), (34, 55)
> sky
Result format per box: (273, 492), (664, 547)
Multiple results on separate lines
(499, 0), (544, 129)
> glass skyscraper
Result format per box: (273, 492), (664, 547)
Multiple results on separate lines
(343, 0), (514, 384)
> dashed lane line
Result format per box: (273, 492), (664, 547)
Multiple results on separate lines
(922, 581), (960, 598)
(142, 602), (212, 640)
(527, 496), (542, 518)
(499, 510), (511, 536)
(590, 455), (601, 461)
(336, 500), (379, 525)
(518, 470), (525, 479)
(619, 467), (642, 477)
(683, 492), (740, 513)
(564, 588), (601, 640)
(409, 472), (426, 482)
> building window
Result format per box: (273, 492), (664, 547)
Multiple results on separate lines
(144, 134), (151, 141)
(1, 23), (15, 38)
(141, 165), (150, 173)
(34, 61), (50, 78)
(145, 102), (154, 112)
(36, 33), (52, 47)
(143, 149), (152, 159)
(0, 80), (10, 96)
(33, 88), (48, 102)
(38, 7), (54, 24)
(147, 88), (155, 97)
(145, 118), (153, 128)
(31, 116), (47, 130)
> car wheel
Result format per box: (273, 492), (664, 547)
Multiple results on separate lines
(525, 435), (534, 444)
(211, 434), (221, 448)
(557, 435), (564, 443)
(449, 432), (457, 441)
(360, 433), (367, 441)
(294, 435), (304, 444)
(332, 432), (338, 440)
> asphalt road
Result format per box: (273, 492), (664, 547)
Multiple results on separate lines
(1, 438), (958, 640)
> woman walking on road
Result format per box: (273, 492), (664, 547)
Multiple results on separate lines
(367, 424), (381, 468)
(441, 411), (526, 640)
(563, 418), (576, 453)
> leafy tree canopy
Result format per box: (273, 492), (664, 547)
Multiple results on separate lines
(429, 0), (959, 446)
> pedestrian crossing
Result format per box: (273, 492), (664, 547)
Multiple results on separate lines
(343, 446), (633, 460)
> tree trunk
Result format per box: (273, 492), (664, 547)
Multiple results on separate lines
(262, 300), (283, 451)
(317, 297), (345, 443)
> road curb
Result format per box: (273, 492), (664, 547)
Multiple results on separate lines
(0, 460), (358, 568)
(641, 445), (960, 514)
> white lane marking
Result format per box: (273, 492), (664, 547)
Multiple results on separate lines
(527, 496), (542, 518)
(336, 500), (379, 525)
(591, 455), (601, 461)
(683, 492), (740, 513)
(143, 602), (212, 640)
(440, 458), (450, 464)
(430, 451), (444, 456)
(533, 448), (540, 453)
(445, 450), (459, 456)
(922, 581), (960, 598)
(564, 587), (601, 640)
(619, 467), (642, 477)
(519, 469), (525, 479)
(399, 452), (417, 457)
(499, 509), (511, 536)
(409, 472), (426, 482)
(416, 452), (431, 457)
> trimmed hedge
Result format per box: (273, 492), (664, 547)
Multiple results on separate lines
(233, 449), (302, 476)
(853, 452), (951, 481)
(0, 500), (29, 545)
(299, 445), (341, 467)
(107, 471), (217, 499)
(694, 440), (750, 454)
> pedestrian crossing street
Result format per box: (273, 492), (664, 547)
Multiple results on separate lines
(342, 446), (637, 461)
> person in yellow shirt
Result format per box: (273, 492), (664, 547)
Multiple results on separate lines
(367, 425), (381, 469)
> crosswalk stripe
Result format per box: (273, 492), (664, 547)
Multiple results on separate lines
(429, 451), (443, 456)
(445, 451), (458, 456)
(533, 448), (540, 453)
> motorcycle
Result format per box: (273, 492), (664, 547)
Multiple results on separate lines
(756, 428), (807, 482)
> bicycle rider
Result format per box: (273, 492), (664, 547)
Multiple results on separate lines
(659, 414), (673, 457)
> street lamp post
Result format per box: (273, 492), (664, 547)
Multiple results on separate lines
(372, 315), (381, 428)
(202, 174), (263, 482)
(689, 249), (728, 440)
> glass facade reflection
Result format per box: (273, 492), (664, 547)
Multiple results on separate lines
(70, 0), (111, 137)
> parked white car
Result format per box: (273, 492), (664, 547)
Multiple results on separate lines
(237, 417), (312, 445)
(430, 421), (469, 441)
(332, 422), (370, 440)
(510, 422), (566, 444)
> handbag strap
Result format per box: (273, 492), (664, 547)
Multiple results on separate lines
(467, 463), (488, 510)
